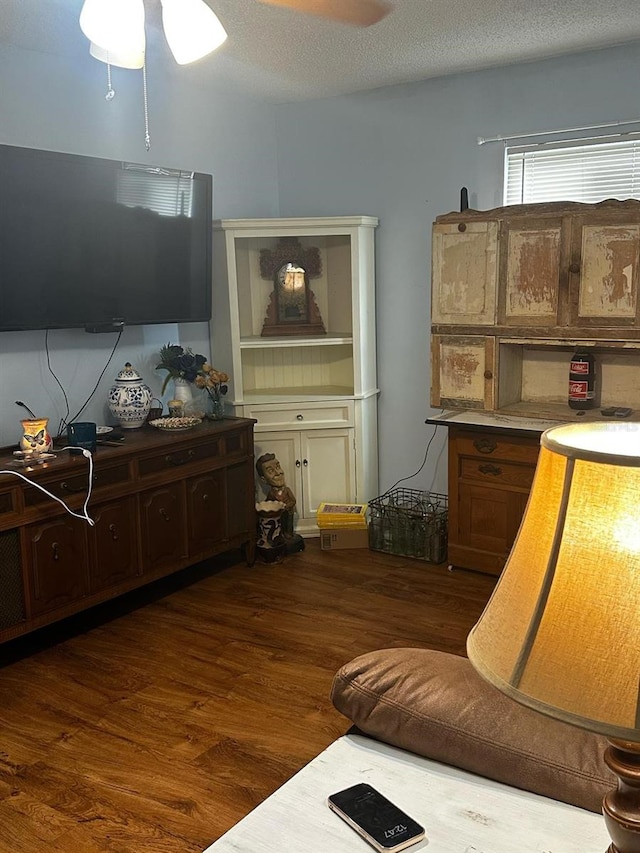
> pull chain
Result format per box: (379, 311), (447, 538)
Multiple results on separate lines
(105, 61), (115, 101)
(142, 61), (151, 151)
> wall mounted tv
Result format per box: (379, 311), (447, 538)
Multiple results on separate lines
(0, 144), (212, 332)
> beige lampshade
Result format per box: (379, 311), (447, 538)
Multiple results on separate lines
(467, 421), (640, 740)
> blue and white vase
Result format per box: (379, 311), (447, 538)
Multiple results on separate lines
(108, 363), (152, 429)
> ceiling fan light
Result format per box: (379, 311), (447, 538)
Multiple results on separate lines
(160, 0), (228, 65)
(80, 0), (145, 57)
(89, 41), (145, 70)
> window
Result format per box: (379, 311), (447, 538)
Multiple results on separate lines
(504, 137), (640, 205)
(116, 165), (195, 217)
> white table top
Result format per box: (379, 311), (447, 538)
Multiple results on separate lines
(202, 734), (610, 852)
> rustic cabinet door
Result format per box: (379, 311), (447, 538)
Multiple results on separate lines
(431, 335), (496, 410)
(571, 214), (640, 328)
(432, 220), (498, 326)
(498, 216), (568, 327)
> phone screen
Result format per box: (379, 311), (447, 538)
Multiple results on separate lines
(328, 783), (425, 851)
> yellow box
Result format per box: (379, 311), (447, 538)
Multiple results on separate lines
(316, 502), (368, 528)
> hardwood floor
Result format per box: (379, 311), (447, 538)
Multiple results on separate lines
(0, 540), (495, 853)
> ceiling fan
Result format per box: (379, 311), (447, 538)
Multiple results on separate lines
(79, 0), (393, 73)
(79, 0), (392, 149)
(255, 0), (392, 27)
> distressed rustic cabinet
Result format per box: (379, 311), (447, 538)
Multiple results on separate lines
(212, 217), (379, 535)
(431, 199), (640, 420)
(430, 199), (640, 573)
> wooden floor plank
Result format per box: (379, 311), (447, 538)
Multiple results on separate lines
(0, 540), (495, 852)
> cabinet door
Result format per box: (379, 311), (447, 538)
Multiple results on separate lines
(301, 429), (355, 517)
(455, 482), (530, 571)
(89, 497), (139, 594)
(571, 215), (640, 328)
(432, 220), (498, 325)
(186, 471), (227, 556)
(139, 484), (187, 572)
(25, 517), (89, 616)
(431, 335), (496, 410)
(498, 216), (568, 327)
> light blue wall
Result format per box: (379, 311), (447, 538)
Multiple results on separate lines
(0, 42), (278, 446)
(273, 42), (640, 495)
(4, 36), (640, 496)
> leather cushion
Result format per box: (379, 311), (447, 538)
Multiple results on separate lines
(331, 647), (613, 813)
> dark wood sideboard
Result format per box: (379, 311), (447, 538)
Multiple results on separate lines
(0, 417), (256, 644)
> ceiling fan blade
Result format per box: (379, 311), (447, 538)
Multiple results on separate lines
(256, 0), (392, 27)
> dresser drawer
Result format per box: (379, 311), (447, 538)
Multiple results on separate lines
(23, 462), (130, 507)
(245, 402), (354, 431)
(137, 436), (222, 477)
(459, 456), (536, 488)
(455, 432), (540, 464)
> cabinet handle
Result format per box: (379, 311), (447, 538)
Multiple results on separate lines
(160, 508), (171, 522)
(60, 479), (95, 493)
(303, 459), (308, 467)
(108, 523), (119, 541)
(569, 262), (581, 274)
(202, 493), (209, 502)
(479, 463), (502, 476)
(164, 450), (196, 466)
(457, 223), (467, 232)
(483, 370), (493, 380)
(52, 542), (60, 561)
(296, 459), (301, 467)
(296, 414), (304, 421)
(473, 438), (497, 454)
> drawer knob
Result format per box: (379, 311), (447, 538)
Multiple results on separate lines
(483, 370), (493, 380)
(479, 463), (502, 476)
(165, 450), (195, 466)
(473, 438), (497, 454)
(296, 414), (304, 421)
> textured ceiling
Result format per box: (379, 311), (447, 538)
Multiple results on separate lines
(2, 0), (640, 102)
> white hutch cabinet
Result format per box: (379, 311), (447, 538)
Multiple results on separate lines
(211, 216), (379, 535)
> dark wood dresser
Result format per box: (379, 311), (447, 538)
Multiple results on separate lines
(0, 417), (256, 643)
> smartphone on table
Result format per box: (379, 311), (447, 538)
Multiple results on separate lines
(328, 783), (425, 852)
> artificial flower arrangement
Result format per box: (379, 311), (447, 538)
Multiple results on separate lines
(156, 344), (229, 404)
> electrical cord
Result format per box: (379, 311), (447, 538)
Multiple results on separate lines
(0, 448), (95, 526)
(378, 423), (440, 499)
(46, 327), (123, 437)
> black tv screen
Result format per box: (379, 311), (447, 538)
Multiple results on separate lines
(0, 144), (212, 332)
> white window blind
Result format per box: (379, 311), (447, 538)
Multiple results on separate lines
(504, 137), (640, 205)
(116, 166), (195, 217)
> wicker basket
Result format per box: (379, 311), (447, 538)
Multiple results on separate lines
(368, 488), (448, 563)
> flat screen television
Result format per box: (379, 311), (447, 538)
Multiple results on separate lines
(0, 144), (212, 332)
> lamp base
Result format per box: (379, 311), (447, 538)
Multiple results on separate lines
(603, 739), (640, 853)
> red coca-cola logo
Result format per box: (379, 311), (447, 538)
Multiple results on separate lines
(569, 381), (588, 398)
(570, 361), (590, 374)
